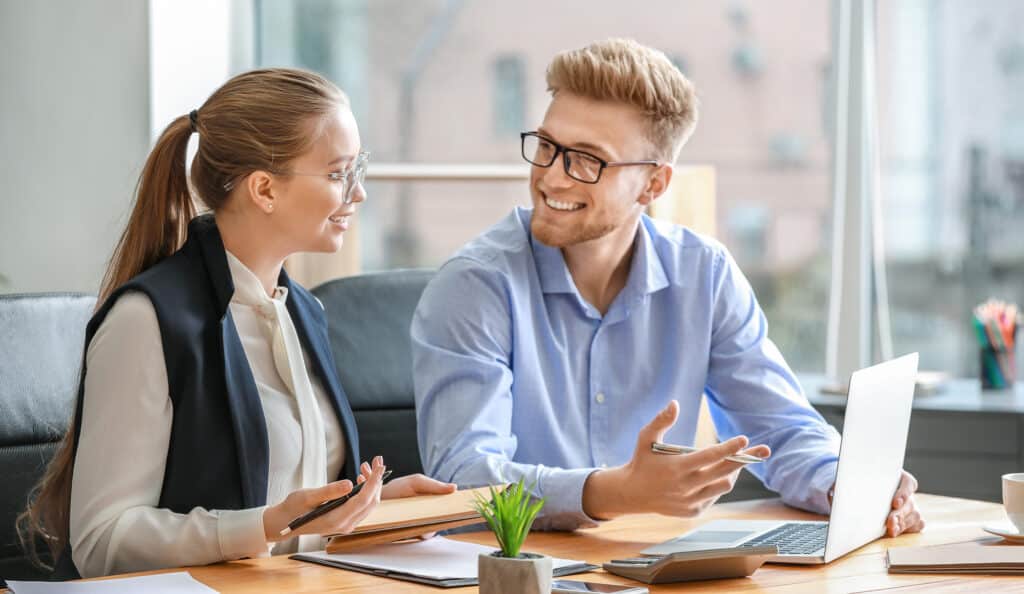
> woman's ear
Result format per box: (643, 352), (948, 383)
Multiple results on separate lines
(638, 163), (674, 206)
(246, 170), (277, 214)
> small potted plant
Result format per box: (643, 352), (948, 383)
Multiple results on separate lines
(473, 479), (549, 594)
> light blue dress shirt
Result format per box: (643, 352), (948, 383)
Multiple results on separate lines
(412, 207), (840, 529)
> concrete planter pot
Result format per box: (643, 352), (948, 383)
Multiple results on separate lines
(478, 551), (552, 594)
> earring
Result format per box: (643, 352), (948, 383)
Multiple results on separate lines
(267, 202), (274, 213)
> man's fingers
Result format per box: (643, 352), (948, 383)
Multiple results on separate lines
(408, 474), (458, 494)
(892, 472), (916, 509)
(637, 400), (680, 446)
(693, 475), (737, 502)
(741, 445), (772, 459)
(682, 436), (751, 467)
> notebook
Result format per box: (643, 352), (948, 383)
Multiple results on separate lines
(887, 538), (1024, 574)
(295, 537), (598, 587)
(324, 486), (489, 553)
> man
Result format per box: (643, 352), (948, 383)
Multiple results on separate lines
(412, 38), (923, 536)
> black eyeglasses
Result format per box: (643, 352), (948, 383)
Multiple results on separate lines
(520, 132), (660, 184)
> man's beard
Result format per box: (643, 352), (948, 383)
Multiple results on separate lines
(531, 214), (616, 248)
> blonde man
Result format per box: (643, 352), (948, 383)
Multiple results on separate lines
(412, 39), (923, 536)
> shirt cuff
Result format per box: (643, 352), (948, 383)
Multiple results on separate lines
(804, 460), (839, 515)
(217, 506), (272, 560)
(534, 468), (602, 531)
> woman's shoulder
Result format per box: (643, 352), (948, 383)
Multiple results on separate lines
(88, 291), (161, 361)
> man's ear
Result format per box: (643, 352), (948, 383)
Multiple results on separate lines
(246, 170), (277, 214)
(637, 163), (674, 206)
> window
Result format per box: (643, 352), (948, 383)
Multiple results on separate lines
(877, 0), (1024, 375)
(493, 55), (525, 136)
(255, 0), (834, 372)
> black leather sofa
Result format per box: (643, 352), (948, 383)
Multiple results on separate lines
(0, 293), (96, 582)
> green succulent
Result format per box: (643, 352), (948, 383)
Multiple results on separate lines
(471, 478), (546, 558)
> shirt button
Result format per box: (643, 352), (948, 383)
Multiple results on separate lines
(595, 392), (606, 404)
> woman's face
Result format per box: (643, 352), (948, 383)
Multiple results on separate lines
(271, 107), (366, 254)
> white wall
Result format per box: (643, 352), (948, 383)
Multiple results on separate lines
(150, 0), (245, 141)
(0, 0), (151, 294)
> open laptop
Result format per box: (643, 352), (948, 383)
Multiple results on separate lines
(640, 353), (919, 565)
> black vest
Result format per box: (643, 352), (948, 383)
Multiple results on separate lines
(56, 215), (360, 578)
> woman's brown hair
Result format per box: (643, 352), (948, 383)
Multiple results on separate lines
(18, 67), (348, 569)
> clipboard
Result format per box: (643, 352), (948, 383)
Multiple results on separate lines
(294, 537), (598, 588)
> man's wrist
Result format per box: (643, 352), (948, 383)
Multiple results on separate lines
(582, 465), (632, 520)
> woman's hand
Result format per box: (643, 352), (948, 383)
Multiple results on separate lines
(263, 456), (387, 542)
(381, 473), (457, 500)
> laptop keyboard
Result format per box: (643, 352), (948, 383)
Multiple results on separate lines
(740, 522), (828, 555)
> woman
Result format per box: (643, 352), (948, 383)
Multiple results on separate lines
(20, 68), (455, 579)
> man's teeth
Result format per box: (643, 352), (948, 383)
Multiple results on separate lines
(544, 197), (584, 211)
(329, 215), (344, 222)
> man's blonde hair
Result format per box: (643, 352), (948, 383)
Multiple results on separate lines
(546, 38), (699, 163)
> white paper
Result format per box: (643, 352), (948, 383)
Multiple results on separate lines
(299, 537), (583, 580)
(6, 571), (218, 594)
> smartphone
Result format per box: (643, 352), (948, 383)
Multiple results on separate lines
(550, 579), (649, 594)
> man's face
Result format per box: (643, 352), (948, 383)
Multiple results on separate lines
(529, 92), (660, 248)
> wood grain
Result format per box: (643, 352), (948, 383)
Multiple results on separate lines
(36, 494), (1013, 593)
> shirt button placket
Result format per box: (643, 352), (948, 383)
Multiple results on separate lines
(590, 323), (608, 468)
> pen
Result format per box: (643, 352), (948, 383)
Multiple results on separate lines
(650, 442), (767, 464)
(279, 469), (393, 536)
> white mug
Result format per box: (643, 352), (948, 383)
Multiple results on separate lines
(1003, 473), (1024, 532)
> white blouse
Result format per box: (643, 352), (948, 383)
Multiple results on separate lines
(69, 252), (346, 578)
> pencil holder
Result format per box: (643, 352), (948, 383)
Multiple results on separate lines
(980, 336), (1016, 390)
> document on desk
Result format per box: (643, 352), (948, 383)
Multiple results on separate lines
(887, 537), (1024, 574)
(294, 536), (598, 588)
(5, 571), (217, 593)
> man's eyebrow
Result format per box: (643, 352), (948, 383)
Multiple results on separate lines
(536, 127), (612, 158)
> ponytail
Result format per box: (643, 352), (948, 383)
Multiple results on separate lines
(97, 115), (196, 304)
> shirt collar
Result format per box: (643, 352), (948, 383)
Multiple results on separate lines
(528, 210), (670, 298)
(225, 250), (288, 308)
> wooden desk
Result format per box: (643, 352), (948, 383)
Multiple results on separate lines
(56, 495), (1022, 593)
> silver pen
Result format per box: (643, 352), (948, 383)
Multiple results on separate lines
(650, 441), (767, 464)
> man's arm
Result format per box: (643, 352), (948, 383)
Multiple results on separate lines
(703, 248), (841, 514)
(411, 259), (599, 530)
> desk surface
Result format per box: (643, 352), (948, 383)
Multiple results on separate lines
(61, 494), (1023, 593)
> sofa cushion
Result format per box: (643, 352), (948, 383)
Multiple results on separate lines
(312, 270), (434, 478)
(0, 293), (95, 582)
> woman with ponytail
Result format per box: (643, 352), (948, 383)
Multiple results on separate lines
(19, 68), (455, 579)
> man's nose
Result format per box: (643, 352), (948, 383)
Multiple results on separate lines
(540, 154), (575, 189)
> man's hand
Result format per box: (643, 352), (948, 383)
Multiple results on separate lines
(381, 473), (457, 500)
(886, 470), (925, 537)
(583, 400), (771, 520)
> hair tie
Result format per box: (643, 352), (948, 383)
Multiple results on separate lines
(188, 110), (198, 133)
